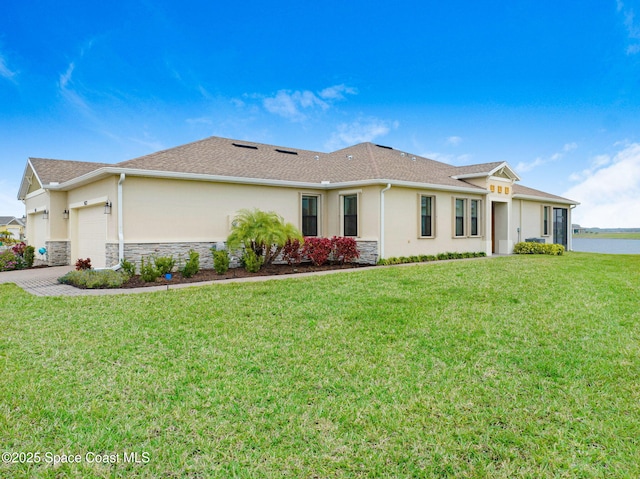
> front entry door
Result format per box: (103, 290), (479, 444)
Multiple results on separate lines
(553, 208), (568, 249)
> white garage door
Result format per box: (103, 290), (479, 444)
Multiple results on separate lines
(77, 206), (106, 268)
(29, 213), (47, 252)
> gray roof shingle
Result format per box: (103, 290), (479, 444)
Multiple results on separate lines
(24, 136), (577, 203)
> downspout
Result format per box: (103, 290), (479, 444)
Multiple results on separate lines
(117, 173), (125, 264)
(380, 183), (391, 261)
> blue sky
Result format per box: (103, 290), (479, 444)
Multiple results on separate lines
(2, 1), (640, 227)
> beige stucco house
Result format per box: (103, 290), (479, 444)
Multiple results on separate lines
(17, 136), (578, 268)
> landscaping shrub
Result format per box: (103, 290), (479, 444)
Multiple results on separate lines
(514, 242), (564, 255)
(24, 246), (35, 268)
(330, 236), (360, 264)
(0, 249), (21, 271)
(282, 238), (303, 265)
(75, 258), (92, 270)
(181, 250), (200, 278)
(153, 255), (175, 275)
(242, 249), (263, 273)
(58, 269), (130, 289)
(120, 258), (136, 276)
(378, 251), (485, 266)
(302, 237), (332, 266)
(212, 249), (230, 274)
(140, 257), (160, 282)
(227, 208), (302, 268)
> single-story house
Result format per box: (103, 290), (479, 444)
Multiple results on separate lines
(17, 136), (578, 268)
(0, 216), (26, 242)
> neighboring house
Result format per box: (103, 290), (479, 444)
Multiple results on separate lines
(17, 136), (578, 268)
(0, 216), (26, 241)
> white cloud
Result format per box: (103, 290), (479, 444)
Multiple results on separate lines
(446, 136), (463, 146)
(262, 84), (357, 121)
(326, 118), (397, 150)
(516, 142), (578, 173)
(0, 51), (17, 82)
(564, 143), (640, 227)
(318, 84), (358, 100)
(617, 2), (640, 54)
(423, 152), (472, 165)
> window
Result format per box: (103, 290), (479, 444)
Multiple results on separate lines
(455, 198), (466, 237)
(542, 205), (551, 236)
(301, 195), (318, 236)
(420, 195), (434, 237)
(470, 199), (480, 236)
(343, 194), (358, 236)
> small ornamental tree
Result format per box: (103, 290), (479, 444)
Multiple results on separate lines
(227, 209), (302, 268)
(282, 238), (303, 266)
(302, 237), (332, 266)
(330, 236), (360, 264)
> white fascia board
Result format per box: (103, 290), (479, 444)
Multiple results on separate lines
(451, 162), (521, 182)
(512, 194), (579, 206)
(49, 167), (490, 195)
(17, 159), (42, 200)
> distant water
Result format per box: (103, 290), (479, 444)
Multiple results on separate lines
(572, 238), (640, 254)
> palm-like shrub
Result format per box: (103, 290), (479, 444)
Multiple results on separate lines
(227, 209), (302, 268)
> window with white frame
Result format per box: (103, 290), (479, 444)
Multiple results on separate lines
(301, 195), (319, 236)
(470, 199), (481, 237)
(455, 198), (466, 237)
(542, 205), (551, 236)
(420, 195), (435, 237)
(343, 194), (358, 237)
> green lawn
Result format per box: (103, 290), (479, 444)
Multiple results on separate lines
(1, 253), (639, 478)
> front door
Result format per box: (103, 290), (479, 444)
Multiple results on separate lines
(553, 208), (568, 249)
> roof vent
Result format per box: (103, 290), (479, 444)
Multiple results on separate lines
(400, 152), (406, 157)
(376, 144), (393, 150)
(347, 155), (353, 160)
(275, 149), (298, 155)
(411, 157), (416, 161)
(232, 143), (258, 150)
(314, 155), (319, 160)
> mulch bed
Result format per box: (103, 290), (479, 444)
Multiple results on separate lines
(122, 263), (371, 289)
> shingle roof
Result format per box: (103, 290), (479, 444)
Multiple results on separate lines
(512, 184), (577, 203)
(115, 136), (484, 189)
(29, 158), (110, 185)
(22, 136), (576, 204)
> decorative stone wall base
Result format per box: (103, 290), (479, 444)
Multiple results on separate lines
(105, 239), (379, 271)
(109, 242), (242, 270)
(45, 241), (70, 266)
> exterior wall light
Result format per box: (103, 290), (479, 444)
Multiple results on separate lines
(42, 210), (49, 219)
(63, 209), (69, 219)
(104, 201), (112, 215)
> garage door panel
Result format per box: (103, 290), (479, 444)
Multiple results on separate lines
(77, 206), (106, 268)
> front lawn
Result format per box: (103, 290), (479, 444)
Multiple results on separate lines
(1, 253), (639, 478)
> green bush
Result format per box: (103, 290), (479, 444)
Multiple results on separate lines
(140, 257), (160, 282)
(181, 250), (200, 278)
(120, 258), (136, 276)
(24, 246), (35, 268)
(212, 249), (230, 275)
(243, 249), (263, 273)
(58, 269), (130, 289)
(378, 252), (486, 266)
(227, 208), (302, 268)
(153, 255), (175, 275)
(513, 242), (564, 256)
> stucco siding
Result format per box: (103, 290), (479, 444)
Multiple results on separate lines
(122, 177), (327, 243)
(383, 187), (486, 258)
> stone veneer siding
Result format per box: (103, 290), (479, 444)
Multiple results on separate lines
(45, 241), (70, 266)
(105, 240), (379, 270)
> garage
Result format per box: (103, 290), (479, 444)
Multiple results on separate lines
(28, 213), (47, 252)
(76, 205), (107, 268)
